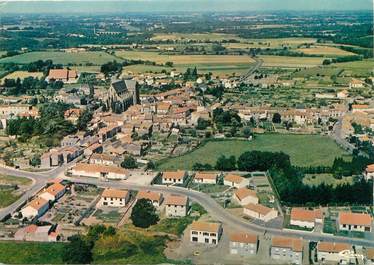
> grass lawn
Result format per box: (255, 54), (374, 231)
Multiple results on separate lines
(0, 51), (120, 65)
(157, 134), (351, 170)
(302, 174), (354, 187)
(0, 189), (20, 208)
(0, 241), (65, 264)
(0, 174), (32, 186)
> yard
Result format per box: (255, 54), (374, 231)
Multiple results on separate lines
(0, 51), (120, 65)
(157, 134), (351, 170)
(0, 241), (65, 264)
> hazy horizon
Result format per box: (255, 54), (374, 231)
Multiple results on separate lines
(0, 0), (372, 14)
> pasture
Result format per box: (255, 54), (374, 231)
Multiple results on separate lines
(157, 134), (351, 170)
(259, 55), (324, 68)
(0, 51), (120, 65)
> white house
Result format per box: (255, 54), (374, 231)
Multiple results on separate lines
(137, 190), (163, 207)
(71, 163), (128, 180)
(162, 171), (187, 185)
(164, 195), (189, 217)
(338, 212), (372, 232)
(229, 232), (258, 256)
(224, 174), (249, 189)
(98, 188), (130, 207)
(243, 203), (278, 222)
(194, 172), (218, 184)
(290, 208), (323, 230)
(190, 221), (222, 245)
(317, 242), (352, 264)
(39, 183), (66, 202)
(271, 236), (303, 265)
(89, 153), (116, 166)
(21, 197), (50, 219)
(233, 188), (258, 206)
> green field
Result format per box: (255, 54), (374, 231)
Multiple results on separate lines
(0, 242), (65, 264)
(157, 134), (351, 170)
(117, 51), (254, 76)
(0, 175), (32, 208)
(0, 175), (32, 185)
(0, 51), (120, 65)
(335, 59), (374, 76)
(260, 55), (324, 68)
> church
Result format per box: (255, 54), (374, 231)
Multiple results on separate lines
(107, 79), (139, 113)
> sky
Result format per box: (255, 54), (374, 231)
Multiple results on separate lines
(0, 0), (372, 14)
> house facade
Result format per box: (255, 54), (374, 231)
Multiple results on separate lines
(71, 163), (128, 180)
(98, 188), (130, 207)
(21, 197), (49, 219)
(270, 237), (303, 265)
(194, 172), (218, 184)
(137, 190), (163, 207)
(243, 203), (278, 222)
(338, 212), (372, 232)
(162, 171), (187, 185)
(290, 208), (323, 229)
(164, 195), (189, 217)
(233, 188), (258, 206)
(317, 242), (352, 264)
(229, 232), (258, 256)
(190, 221), (223, 245)
(224, 174), (249, 189)
(39, 183), (66, 202)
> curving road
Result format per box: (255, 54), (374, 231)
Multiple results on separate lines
(1, 165), (373, 247)
(0, 161), (77, 221)
(67, 176), (374, 248)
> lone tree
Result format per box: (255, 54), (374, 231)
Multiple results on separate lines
(131, 198), (159, 228)
(121, 156), (137, 169)
(272, 113), (282, 124)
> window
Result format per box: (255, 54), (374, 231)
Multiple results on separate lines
(205, 238), (209, 243)
(192, 231), (198, 235)
(192, 237), (198, 242)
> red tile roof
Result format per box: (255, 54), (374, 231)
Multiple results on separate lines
(339, 212), (372, 227)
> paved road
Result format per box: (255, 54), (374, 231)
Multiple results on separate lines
(0, 161), (77, 221)
(67, 176), (374, 248)
(240, 57), (263, 82)
(1, 163), (373, 247)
